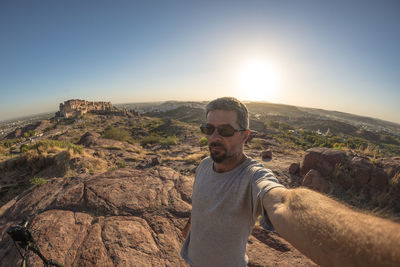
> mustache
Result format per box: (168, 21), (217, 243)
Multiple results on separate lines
(209, 142), (225, 148)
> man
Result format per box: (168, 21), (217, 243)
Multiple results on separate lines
(180, 97), (400, 267)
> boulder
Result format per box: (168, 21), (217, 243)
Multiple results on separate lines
(369, 168), (388, 192)
(289, 163), (300, 175)
(78, 131), (101, 147)
(349, 157), (373, 185)
(261, 150), (272, 160)
(375, 157), (400, 178)
(302, 169), (329, 193)
(336, 172), (354, 190)
(300, 147), (347, 177)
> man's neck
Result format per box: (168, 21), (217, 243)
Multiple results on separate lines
(213, 154), (247, 173)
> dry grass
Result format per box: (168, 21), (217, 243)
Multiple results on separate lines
(185, 152), (207, 164)
(161, 156), (185, 162)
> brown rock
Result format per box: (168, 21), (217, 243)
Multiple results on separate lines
(350, 157), (372, 185)
(78, 132), (101, 147)
(247, 226), (318, 267)
(302, 169), (330, 193)
(26, 210), (93, 267)
(261, 150), (272, 160)
(78, 131), (140, 152)
(301, 147), (347, 177)
(375, 157), (400, 178)
(337, 172), (354, 190)
(0, 167), (192, 267)
(289, 163), (300, 174)
(0, 166), (317, 266)
(369, 168), (388, 191)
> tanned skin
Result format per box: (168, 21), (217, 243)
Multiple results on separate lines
(263, 187), (400, 267)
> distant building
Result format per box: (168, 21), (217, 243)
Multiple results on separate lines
(55, 99), (114, 118)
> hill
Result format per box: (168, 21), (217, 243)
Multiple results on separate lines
(0, 101), (399, 266)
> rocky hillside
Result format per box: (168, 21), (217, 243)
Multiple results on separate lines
(0, 110), (399, 266)
(0, 167), (317, 266)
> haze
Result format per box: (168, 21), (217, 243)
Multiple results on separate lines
(1, 0), (399, 123)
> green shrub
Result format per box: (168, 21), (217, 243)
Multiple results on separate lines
(1, 138), (21, 148)
(29, 177), (48, 187)
(199, 137), (208, 146)
(140, 135), (161, 146)
(345, 137), (369, 150)
(159, 136), (179, 146)
(0, 144), (8, 156)
(116, 161), (126, 168)
(250, 138), (264, 149)
(103, 126), (132, 142)
(23, 130), (36, 138)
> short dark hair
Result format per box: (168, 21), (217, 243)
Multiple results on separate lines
(206, 97), (249, 129)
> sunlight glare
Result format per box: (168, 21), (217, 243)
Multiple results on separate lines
(236, 59), (281, 102)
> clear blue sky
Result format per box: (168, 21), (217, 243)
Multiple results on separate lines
(1, 0), (399, 123)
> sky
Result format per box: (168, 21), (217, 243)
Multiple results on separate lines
(1, 0), (399, 123)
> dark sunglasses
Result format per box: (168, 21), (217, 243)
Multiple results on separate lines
(200, 123), (246, 137)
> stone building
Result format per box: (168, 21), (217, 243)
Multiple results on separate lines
(55, 99), (114, 118)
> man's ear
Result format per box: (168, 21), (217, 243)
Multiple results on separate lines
(243, 129), (250, 142)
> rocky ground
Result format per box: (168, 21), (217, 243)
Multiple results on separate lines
(0, 113), (399, 266)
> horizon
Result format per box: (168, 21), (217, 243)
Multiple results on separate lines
(1, 1), (399, 124)
(1, 98), (400, 127)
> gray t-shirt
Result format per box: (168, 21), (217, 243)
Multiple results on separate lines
(180, 157), (285, 267)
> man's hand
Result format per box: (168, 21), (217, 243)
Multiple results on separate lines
(263, 187), (400, 267)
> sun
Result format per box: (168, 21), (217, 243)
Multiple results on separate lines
(236, 59), (281, 102)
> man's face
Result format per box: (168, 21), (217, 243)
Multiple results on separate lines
(206, 110), (248, 163)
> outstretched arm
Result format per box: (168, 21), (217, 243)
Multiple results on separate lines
(263, 187), (400, 267)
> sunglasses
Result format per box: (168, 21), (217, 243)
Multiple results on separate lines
(200, 123), (246, 137)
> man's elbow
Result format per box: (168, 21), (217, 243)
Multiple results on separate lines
(263, 187), (290, 228)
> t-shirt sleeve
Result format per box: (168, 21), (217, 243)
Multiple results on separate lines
(251, 167), (285, 231)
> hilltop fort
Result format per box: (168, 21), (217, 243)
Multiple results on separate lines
(55, 99), (114, 118)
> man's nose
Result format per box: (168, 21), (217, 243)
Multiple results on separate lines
(208, 128), (222, 141)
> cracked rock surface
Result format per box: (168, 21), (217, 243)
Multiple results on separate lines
(0, 167), (316, 266)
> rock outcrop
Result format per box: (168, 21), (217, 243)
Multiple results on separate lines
(302, 169), (329, 193)
(299, 148), (400, 214)
(0, 167), (317, 266)
(300, 147), (347, 176)
(261, 150), (272, 160)
(0, 168), (192, 266)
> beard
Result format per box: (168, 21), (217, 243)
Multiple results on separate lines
(209, 142), (230, 163)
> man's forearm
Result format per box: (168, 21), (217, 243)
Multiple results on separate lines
(263, 187), (400, 267)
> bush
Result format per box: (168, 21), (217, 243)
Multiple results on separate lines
(250, 138), (264, 149)
(159, 136), (179, 146)
(1, 138), (21, 148)
(103, 126), (132, 142)
(0, 145), (8, 156)
(29, 177), (48, 187)
(116, 161), (126, 168)
(23, 130), (36, 138)
(199, 137), (208, 146)
(140, 135), (161, 146)
(345, 137), (369, 150)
